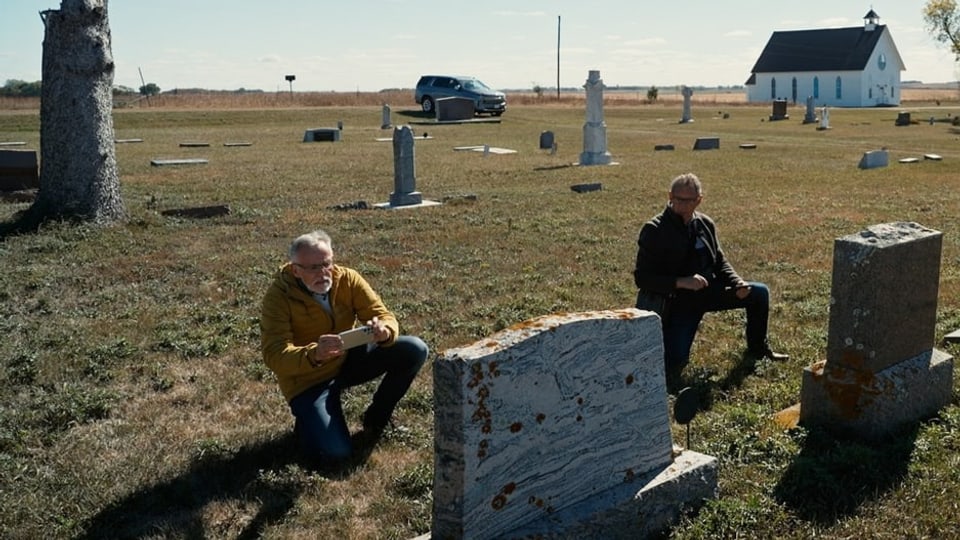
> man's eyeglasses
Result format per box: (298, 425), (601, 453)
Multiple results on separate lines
(671, 194), (700, 204)
(293, 261), (333, 272)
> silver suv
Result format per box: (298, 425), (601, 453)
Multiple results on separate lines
(414, 75), (506, 116)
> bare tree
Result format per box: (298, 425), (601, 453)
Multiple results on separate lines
(924, 0), (960, 60)
(18, 0), (125, 229)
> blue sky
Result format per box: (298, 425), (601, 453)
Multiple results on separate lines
(1, 1), (956, 92)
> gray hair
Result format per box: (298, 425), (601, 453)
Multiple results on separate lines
(288, 229), (333, 261)
(670, 173), (702, 196)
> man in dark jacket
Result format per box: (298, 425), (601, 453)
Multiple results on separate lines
(633, 173), (787, 387)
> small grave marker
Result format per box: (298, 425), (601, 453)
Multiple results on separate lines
(654, 144), (675, 151)
(179, 142), (210, 147)
(693, 137), (720, 150)
(570, 182), (602, 193)
(739, 143), (757, 149)
(303, 128), (341, 142)
(858, 150), (888, 169)
(150, 158), (209, 166)
(924, 154), (943, 161)
(0, 149), (39, 191)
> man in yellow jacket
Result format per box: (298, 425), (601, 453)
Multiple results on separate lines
(261, 229), (428, 462)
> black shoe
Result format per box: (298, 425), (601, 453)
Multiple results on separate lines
(361, 410), (394, 435)
(749, 347), (789, 361)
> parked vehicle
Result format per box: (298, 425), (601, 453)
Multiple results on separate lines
(414, 75), (506, 116)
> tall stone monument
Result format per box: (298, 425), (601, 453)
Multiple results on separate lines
(389, 125), (422, 206)
(26, 0), (125, 226)
(578, 70), (614, 166)
(380, 104), (391, 129)
(800, 222), (953, 440)
(802, 96), (817, 124)
(431, 309), (717, 539)
(818, 106), (831, 130)
(679, 86), (694, 124)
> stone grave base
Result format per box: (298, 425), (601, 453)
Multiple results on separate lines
(373, 200), (442, 210)
(413, 449), (717, 540)
(800, 348), (953, 440)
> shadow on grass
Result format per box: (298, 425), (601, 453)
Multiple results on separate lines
(395, 109), (434, 119)
(773, 424), (918, 524)
(672, 351), (760, 410)
(77, 430), (378, 539)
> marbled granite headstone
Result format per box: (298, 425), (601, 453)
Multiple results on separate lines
(539, 130), (555, 150)
(578, 70), (614, 166)
(432, 309), (717, 539)
(800, 222), (954, 440)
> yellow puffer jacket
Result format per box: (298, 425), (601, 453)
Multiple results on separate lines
(260, 263), (399, 401)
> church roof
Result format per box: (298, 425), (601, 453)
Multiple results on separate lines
(749, 25), (886, 74)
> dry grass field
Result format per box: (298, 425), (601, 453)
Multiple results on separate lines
(1, 93), (960, 539)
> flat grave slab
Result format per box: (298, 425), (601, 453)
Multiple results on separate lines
(899, 157), (920, 164)
(453, 145), (517, 154)
(150, 158), (209, 166)
(223, 142), (253, 147)
(115, 138), (143, 143)
(376, 136), (433, 142)
(739, 143), (757, 149)
(924, 154), (943, 161)
(408, 117), (502, 126)
(179, 142), (210, 147)
(0, 142), (26, 147)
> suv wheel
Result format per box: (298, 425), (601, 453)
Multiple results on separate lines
(421, 96), (434, 113)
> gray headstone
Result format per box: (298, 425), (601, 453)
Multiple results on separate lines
(539, 131), (555, 150)
(693, 137), (719, 150)
(579, 70), (613, 165)
(818, 106), (831, 130)
(858, 150), (888, 169)
(432, 309), (717, 538)
(303, 128), (341, 142)
(802, 96), (817, 124)
(0, 149), (39, 191)
(389, 125), (422, 206)
(654, 144), (675, 151)
(381, 104), (392, 129)
(436, 97), (475, 121)
(800, 222), (954, 440)
(895, 111), (911, 126)
(679, 86), (693, 124)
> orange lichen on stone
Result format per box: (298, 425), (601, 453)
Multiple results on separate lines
(821, 362), (885, 420)
(625, 374), (635, 385)
(773, 403), (801, 429)
(510, 422), (523, 433)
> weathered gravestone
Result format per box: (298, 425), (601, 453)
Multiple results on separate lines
(381, 104), (392, 129)
(802, 96), (817, 124)
(539, 131), (555, 150)
(436, 97), (475, 122)
(374, 125), (440, 210)
(302, 128), (340, 142)
(895, 111), (911, 126)
(578, 70), (614, 166)
(679, 86), (693, 124)
(0, 149), (40, 191)
(858, 150), (888, 169)
(769, 99), (789, 121)
(693, 137), (720, 151)
(432, 309), (718, 539)
(800, 222), (953, 440)
(817, 106), (831, 130)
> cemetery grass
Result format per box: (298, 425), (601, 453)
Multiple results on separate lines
(1, 101), (960, 539)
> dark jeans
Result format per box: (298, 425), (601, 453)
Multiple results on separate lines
(288, 335), (428, 461)
(660, 282), (770, 376)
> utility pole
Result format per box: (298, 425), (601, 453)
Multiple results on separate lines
(557, 15), (561, 100)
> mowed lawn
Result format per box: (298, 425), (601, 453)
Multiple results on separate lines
(2, 97), (960, 539)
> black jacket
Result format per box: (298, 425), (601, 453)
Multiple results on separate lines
(633, 206), (741, 296)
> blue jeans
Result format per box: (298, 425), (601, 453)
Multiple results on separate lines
(288, 335), (428, 461)
(660, 282), (770, 376)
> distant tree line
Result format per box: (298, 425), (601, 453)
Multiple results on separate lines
(1, 79), (42, 97)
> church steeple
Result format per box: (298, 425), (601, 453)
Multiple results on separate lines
(864, 8), (880, 31)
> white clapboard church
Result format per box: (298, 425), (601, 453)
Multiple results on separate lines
(745, 9), (904, 107)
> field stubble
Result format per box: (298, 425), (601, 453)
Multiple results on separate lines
(1, 101), (960, 538)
